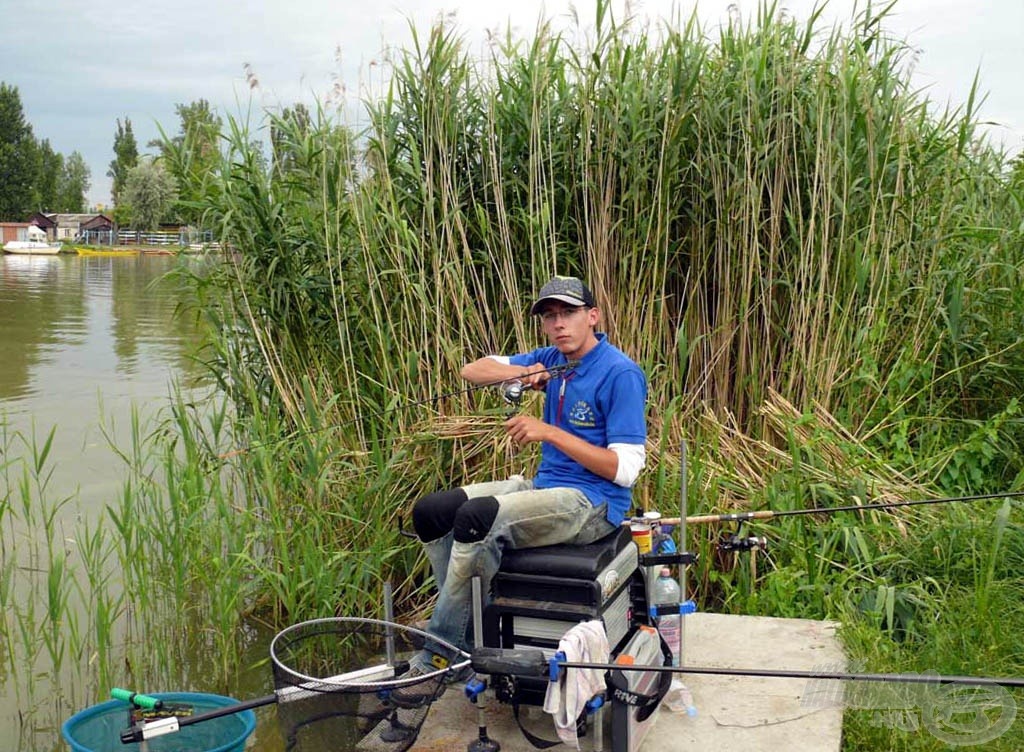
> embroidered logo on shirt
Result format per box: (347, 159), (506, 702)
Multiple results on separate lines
(568, 400), (596, 428)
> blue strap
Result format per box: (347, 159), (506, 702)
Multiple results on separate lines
(649, 599), (698, 619)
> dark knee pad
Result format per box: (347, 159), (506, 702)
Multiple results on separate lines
(412, 488), (468, 542)
(453, 496), (500, 543)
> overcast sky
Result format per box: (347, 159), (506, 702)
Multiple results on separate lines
(2, 0), (1021, 209)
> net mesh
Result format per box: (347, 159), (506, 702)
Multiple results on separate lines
(270, 617), (468, 752)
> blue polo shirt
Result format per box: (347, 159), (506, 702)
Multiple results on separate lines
(509, 334), (647, 525)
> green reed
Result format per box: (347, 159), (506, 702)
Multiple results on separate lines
(72, 518), (124, 691)
(198, 0), (1021, 472)
(0, 423), (81, 732)
(170, 0), (1024, 667)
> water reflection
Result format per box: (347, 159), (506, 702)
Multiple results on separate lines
(0, 255), (85, 401)
(0, 253), (207, 509)
(0, 254), (202, 406)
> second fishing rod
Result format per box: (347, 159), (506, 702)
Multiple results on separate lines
(660, 489), (1024, 526)
(626, 489), (1024, 559)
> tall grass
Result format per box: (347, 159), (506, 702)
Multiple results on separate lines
(190, 3), (1021, 749)
(183, 0), (1024, 661)
(192, 0), (1024, 479)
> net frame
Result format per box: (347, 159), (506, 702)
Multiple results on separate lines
(269, 617), (472, 752)
(270, 616), (471, 694)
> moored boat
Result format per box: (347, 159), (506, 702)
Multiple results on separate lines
(74, 246), (142, 257)
(3, 227), (62, 255)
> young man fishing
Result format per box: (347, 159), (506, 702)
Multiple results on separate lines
(401, 275), (647, 697)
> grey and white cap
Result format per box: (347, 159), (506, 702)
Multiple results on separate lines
(530, 276), (596, 314)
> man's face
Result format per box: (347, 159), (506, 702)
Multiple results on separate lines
(538, 301), (600, 359)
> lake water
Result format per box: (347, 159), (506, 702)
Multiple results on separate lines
(0, 252), (212, 750)
(0, 252), (205, 510)
(0, 253), (320, 751)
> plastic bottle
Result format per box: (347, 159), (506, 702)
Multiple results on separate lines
(653, 568), (682, 667)
(664, 679), (698, 717)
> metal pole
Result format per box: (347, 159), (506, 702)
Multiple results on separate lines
(678, 440), (687, 668)
(469, 577), (500, 752)
(471, 577), (484, 650)
(384, 581), (396, 668)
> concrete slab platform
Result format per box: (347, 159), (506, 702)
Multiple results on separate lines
(412, 612), (844, 751)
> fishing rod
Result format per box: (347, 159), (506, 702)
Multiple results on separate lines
(116, 653), (1024, 745)
(557, 661), (1024, 688)
(218, 360), (579, 459)
(658, 490), (1024, 528)
(471, 645), (1024, 690)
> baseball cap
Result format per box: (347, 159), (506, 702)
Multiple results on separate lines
(530, 276), (596, 314)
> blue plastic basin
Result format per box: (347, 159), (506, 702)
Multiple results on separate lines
(62, 692), (256, 752)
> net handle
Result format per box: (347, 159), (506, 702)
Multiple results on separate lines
(119, 695), (274, 744)
(110, 687), (162, 710)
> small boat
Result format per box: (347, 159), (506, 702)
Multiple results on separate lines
(3, 227), (62, 255)
(75, 246), (141, 257)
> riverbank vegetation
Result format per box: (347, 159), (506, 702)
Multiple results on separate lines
(3, 2), (1024, 749)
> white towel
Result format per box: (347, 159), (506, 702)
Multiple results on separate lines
(543, 620), (610, 748)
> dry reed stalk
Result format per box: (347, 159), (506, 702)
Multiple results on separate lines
(696, 391), (931, 513)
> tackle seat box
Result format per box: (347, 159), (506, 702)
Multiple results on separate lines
(483, 526), (641, 664)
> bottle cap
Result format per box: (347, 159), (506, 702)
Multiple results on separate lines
(660, 567), (671, 577)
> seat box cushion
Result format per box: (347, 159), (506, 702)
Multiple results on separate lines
(498, 525), (632, 580)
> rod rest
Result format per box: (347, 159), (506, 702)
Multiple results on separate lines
(639, 551), (698, 568)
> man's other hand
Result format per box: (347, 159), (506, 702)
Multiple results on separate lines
(504, 415), (551, 444)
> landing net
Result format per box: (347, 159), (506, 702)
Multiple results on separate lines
(270, 617), (469, 752)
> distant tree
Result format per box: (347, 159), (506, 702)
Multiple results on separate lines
(108, 117), (139, 205)
(150, 99), (222, 225)
(174, 99), (221, 162)
(112, 202), (133, 228)
(36, 138), (63, 211)
(0, 82), (37, 219)
(22, 135), (42, 211)
(58, 151), (90, 213)
(122, 159), (176, 230)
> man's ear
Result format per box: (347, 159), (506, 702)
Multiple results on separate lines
(587, 307), (601, 327)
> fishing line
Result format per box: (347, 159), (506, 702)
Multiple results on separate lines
(218, 360), (579, 459)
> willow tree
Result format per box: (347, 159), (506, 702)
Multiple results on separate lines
(122, 159), (177, 230)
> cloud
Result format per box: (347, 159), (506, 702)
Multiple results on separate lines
(2, 0), (1020, 208)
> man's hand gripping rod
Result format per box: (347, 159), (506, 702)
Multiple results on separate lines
(502, 360), (579, 415)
